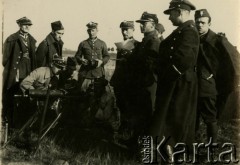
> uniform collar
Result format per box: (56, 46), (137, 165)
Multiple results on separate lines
(175, 20), (195, 32)
(19, 30), (29, 39)
(46, 33), (64, 45)
(88, 37), (98, 43)
(143, 30), (158, 42)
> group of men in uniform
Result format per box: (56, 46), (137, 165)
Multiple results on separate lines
(2, 0), (239, 161)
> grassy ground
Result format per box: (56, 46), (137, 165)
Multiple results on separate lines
(1, 119), (239, 165)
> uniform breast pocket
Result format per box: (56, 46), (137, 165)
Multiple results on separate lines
(83, 47), (92, 56)
(95, 48), (102, 58)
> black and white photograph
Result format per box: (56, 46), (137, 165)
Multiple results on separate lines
(1, 0), (240, 164)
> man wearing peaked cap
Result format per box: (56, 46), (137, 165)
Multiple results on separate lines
(2, 16), (37, 127)
(36, 21), (64, 67)
(136, 11), (158, 26)
(119, 11), (161, 151)
(164, 0), (196, 14)
(75, 21), (109, 87)
(149, 0), (200, 154)
(20, 54), (66, 93)
(110, 20), (139, 143)
(194, 9), (240, 143)
(16, 16), (33, 25)
(86, 21), (98, 30)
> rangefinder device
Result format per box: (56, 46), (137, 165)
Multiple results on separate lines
(88, 59), (98, 69)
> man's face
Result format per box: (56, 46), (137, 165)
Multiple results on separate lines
(53, 30), (64, 41)
(156, 31), (162, 39)
(121, 28), (134, 40)
(19, 24), (31, 33)
(140, 21), (154, 33)
(52, 65), (63, 75)
(87, 28), (98, 39)
(195, 17), (211, 35)
(169, 10), (181, 26)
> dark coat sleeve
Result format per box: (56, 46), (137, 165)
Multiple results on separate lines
(217, 36), (240, 92)
(164, 29), (199, 81)
(101, 41), (109, 65)
(74, 42), (83, 64)
(3, 38), (13, 67)
(36, 41), (48, 67)
(171, 29), (199, 73)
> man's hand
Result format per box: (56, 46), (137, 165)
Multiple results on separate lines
(81, 59), (89, 66)
(96, 59), (103, 67)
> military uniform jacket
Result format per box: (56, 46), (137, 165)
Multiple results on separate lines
(75, 38), (109, 78)
(128, 30), (161, 89)
(110, 38), (139, 89)
(20, 67), (55, 93)
(198, 30), (240, 97)
(36, 33), (64, 67)
(3, 31), (37, 90)
(150, 20), (199, 145)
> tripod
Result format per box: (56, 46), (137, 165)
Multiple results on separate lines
(1, 89), (66, 149)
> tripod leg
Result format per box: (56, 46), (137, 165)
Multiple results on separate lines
(1, 110), (39, 149)
(39, 113), (62, 141)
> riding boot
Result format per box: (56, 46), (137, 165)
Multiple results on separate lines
(206, 122), (218, 143)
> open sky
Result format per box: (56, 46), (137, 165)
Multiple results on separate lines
(2, 0), (240, 52)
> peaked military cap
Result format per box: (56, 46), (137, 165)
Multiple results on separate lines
(195, 9), (211, 20)
(120, 21), (134, 29)
(16, 17), (32, 25)
(52, 54), (65, 68)
(164, 0), (196, 14)
(51, 21), (64, 31)
(155, 23), (165, 34)
(86, 22), (98, 29)
(136, 12), (158, 24)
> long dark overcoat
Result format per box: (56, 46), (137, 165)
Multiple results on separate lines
(3, 31), (36, 90)
(149, 20), (199, 146)
(36, 33), (64, 67)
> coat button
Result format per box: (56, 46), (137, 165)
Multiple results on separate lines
(14, 67), (16, 70)
(171, 47), (174, 50)
(173, 38), (176, 40)
(16, 62), (18, 64)
(18, 56), (20, 58)
(170, 56), (172, 59)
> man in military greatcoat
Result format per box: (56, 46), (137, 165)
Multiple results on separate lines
(118, 12), (161, 151)
(194, 9), (240, 142)
(110, 21), (139, 143)
(2, 16), (37, 127)
(149, 0), (199, 151)
(36, 21), (64, 67)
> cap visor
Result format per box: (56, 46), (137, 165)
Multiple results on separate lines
(163, 7), (176, 14)
(136, 19), (151, 23)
